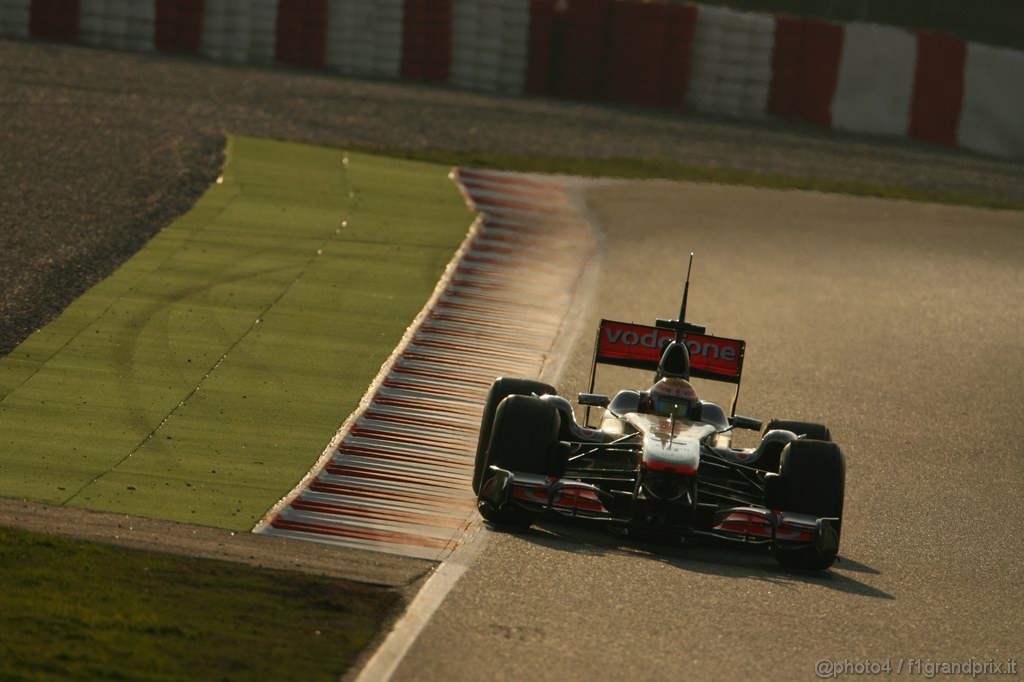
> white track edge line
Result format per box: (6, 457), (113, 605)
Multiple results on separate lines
(350, 518), (486, 682)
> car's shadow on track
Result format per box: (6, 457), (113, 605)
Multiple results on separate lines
(488, 518), (894, 601)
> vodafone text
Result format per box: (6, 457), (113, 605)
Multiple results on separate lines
(603, 328), (738, 362)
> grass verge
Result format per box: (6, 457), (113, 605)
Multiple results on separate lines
(0, 525), (395, 681)
(0, 135), (469, 529)
(373, 148), (1024, 212)
(0, 137), (465, 680)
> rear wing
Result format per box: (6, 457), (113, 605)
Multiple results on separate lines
(595, 320), (745, 383)
(585, 319), (746, 418)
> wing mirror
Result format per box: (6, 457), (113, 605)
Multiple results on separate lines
(577, 393), (609, 408)
(729, 415), (763, 431)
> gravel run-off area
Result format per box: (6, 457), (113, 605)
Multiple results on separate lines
(3, 37), (1024, 359)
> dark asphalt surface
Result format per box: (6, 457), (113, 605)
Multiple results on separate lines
(395, 182), (1024, 680)
(3, 37), (1024, 357)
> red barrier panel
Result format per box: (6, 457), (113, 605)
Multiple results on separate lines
(798, 18), (844, 127)
(768, 15), (801, 120)
(276, 0), (328, 69)
(557, 0), (612, 100)
(909, 31), (966, 147)
(155, 0), (205, 53)
(30, 0), (79, 42)
(769, 16), (843, 127)
(526, 0), (558, 95)
(401, 0), (453, 82)
(659, 3), (697, 110)
(605, 0), (668, 107)
(603, 1), (696, 109)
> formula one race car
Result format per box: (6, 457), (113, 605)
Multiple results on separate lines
(472, 259), (846, 570)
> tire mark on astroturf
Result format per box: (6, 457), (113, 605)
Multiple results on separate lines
(60, 162), (360, 505)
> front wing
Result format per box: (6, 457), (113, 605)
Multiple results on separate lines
(480, 466), (839, 554)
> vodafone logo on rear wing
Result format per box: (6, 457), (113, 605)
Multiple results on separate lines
(595, 319), (745, 384)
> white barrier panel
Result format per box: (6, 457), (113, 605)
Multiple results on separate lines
(688, 4), (774, 118)
(223, 2), (251, 63)
(498, 0), (529, 94)
(959, 42), (1024, 158)
(737, 11), (774, 117)
(452, 0), (486, 90)
(0, 0), (31, 39)
(249, 0), (278, 64)
(326, 0), (403, 78)
(77, 0), (153, 51)
(201, 0), (228, 60)
(79, 0), (108, 47)
(372, 0), (403, 77)
(477, 2), (502, 91)
(103, 0), (128, 49)
(452, 0), (529, 95)
(202, 0), (252, 64)
(328, 0), (375, 75)
(124, 0), (155, 52)
(832, 22), (916, 137)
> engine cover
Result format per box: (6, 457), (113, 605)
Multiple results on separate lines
(626, 412), (716, 475)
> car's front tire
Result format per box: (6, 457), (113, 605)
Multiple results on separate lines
(472, 377), (556, 495)
(769, 439), (845, 571)
(477, 395), (561, 528)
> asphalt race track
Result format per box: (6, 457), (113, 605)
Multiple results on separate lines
(393, 183), (1024, 680)
(3, 37), (1024, 681)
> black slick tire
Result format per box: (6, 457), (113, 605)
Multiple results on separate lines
(472, 377), (555, 495)
(771, 439), (845, 571)
(477, 395), (560, 528)
(755, 420), (831, 472)
(763, 419), (832, 442)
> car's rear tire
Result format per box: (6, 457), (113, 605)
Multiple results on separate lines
(771, 439), (845, 571)
(472, 377), (556, 495)
(755, 420), (832, 472)
(763, 419), (832, 442)
(478, 395), (560, 528)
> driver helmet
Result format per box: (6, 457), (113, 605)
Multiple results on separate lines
(649, 377), (700, 420)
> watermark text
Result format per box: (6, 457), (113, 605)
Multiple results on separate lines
(815, 658), (1018, 679)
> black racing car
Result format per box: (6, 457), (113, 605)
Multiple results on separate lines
(472, 261), (846, 570)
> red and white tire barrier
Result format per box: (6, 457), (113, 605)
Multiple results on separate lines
(4, 1), (1023, 157)
(254, 168), (596, 560)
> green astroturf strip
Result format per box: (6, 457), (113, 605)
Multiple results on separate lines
(371, 149), (1024, 212)
(0, 136), (470, 529)
(0, 525), (394, 681)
